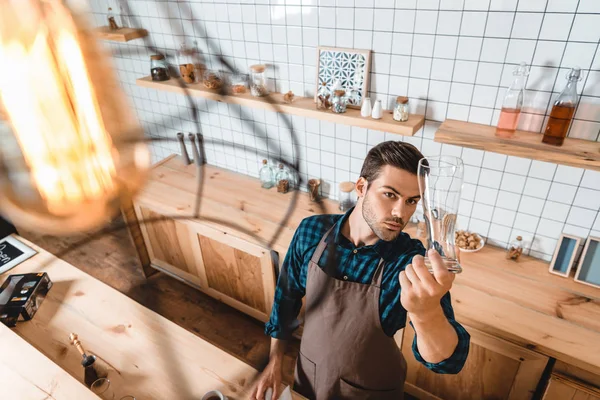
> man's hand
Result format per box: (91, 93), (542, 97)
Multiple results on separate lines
(250, 358), (283, 400)
(399, 249), (455, 318)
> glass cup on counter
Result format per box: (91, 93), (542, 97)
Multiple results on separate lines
(418, 156), (464, 274)
(91, 378), (115, 399)
(338, 182), (356, 212)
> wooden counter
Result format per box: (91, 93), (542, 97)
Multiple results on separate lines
(0, 235), (304, 400)
(132, 155), (600, 376)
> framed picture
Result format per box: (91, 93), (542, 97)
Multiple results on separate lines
(574, 236), (600, 289)
(314, 46), (372, 109)
(0, 235), (37, 275)
(548, 234), (581, 277)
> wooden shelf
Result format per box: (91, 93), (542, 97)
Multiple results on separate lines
(94, 26), (148, 42)
(435, 119), (600, 171)
(136, 76), (424, 136)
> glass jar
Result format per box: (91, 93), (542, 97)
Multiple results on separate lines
(150, 55), (170, 82)
(317, 82), (331, 110)
(230, 73), (248, 94)
(203, 70), (224, 90)
(276, 164), (290, 193)
(347, 85), (361, 107)
(506, 236), (524, 261)
(107, 7), (119, 30)
(332, 90), (348, 113)
(177, 43), (196, 84)
(259, 159), (274, 189)
(393, 96), (409, 122)
(339, 182), (356, 211)
(249, 64), (268, 97)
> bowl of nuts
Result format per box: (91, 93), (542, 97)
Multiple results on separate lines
(455, 230), (485, 253)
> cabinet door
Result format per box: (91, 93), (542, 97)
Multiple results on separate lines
(135, 205), (205, 288)
(543, 373), (600, 400)
(401, 323), (548, 400)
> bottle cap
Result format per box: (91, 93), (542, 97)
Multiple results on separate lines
(334, 89), (346, 96)
(396, 96), (408, 104)
(279, 163), (284, 169)
(516, 236), (522, 241)
(250, 64), (266, 73)
(567, 67), (581, 80)
(339, 182), (355, 193)
(262, 159), (267, 164)
(514, 62), (529, 76)
(151, 54), (165, 60)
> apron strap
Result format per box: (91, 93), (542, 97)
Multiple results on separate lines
(371, 258), (386, 287)
(309, 226), (335, 265)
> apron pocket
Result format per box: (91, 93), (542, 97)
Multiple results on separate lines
(294, 351), (317, 399)
(339, 378), (403, 400)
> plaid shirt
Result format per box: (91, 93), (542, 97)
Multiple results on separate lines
(265, 209), (470, 374)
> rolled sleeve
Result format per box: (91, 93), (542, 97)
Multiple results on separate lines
(411, 292), (470, 374)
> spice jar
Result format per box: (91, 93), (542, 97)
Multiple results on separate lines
(393, 96), (409, 122)
(276, 164), (290, 194)
(339, 182), (356, 212)
(107, 7), (119, 30)
(150, 55), (170, 82)
(308, 179), (321, 202)
(249, 64), (269, 97)
(203, 70), (223, 90)
(317, 82), (332, 110)
(506, 236), (524, 261)
(230, 73), (248, 94)
(177, 43), (196, 84)
(259, 159), (274, 189)
(332, 90), (348, 114)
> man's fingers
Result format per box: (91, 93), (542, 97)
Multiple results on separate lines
(272, 386), (279, 400)
(255, 381), (267, 400)
(412, 254), (436, 284)
(399, 270), (412, 288)
(404, 263), (420, 284)
(428, 249), (454, 286)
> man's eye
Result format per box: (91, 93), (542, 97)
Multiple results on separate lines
(384, 192), (396, 199)
(407, 199), (417, 205)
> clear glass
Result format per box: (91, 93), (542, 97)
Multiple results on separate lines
(308, 179), (321, 201)
(393, 102), (409, 122)
(176, 43), (196, 84)
(338, 183), (356, 212)
(332, 91), (348, 113)
(151, 56), (170, 82)
(91, 378), (115, 399)
(496, 62), (529, 138)
(107, 8), (119, 30)
(203, 70), (223, 90)
(259, 160), (274, 189)
(276, 165), (290, 193)
(250, 65), (268, 97)
(230, 73), (248, 94)
(418, 156), (464, 274)
(506, 236), (523, 260)
(542, 67), (581, 146)
(317, 82), (331, 110)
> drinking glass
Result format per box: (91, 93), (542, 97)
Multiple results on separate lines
(91, 378), (115, 400)
(418, 156), (464, 274)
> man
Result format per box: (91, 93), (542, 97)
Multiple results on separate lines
(252, 141), (470, 400)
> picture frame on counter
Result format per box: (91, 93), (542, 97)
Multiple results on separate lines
(0, 235), (37, 275)
(314, 46), (371, 109)
(548, 234), (581, 277)
(574, 236), (600, 289)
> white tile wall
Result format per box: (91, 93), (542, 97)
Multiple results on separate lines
(89, 0), (600, 261)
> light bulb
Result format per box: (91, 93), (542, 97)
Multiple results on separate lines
(0, 0), (149, 235)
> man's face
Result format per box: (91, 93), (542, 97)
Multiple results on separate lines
(360, 165), (422, 241)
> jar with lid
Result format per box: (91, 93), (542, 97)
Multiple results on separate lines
(230, 73), (248, 94)
(249, 64), (268, 97)
(506, 236), (523, 261)
(393, 96), (409, 122)
(203, 70), (224, 90)
(317, 82), (331, 110)
(150, 55), (170, 82)
(276, 164), (290, 193)
(339, 182), (356, 212)
(177, 43), (196, 84)
(332, 90), (348, 114)
(107, 7), (119, 30)
(259, 159), (274, 189)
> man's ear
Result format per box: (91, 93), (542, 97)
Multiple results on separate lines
(356, 177), (368, 197)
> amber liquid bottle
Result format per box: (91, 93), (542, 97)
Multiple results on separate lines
(496, 62), (529, 138)
(542, 68), (581, 146)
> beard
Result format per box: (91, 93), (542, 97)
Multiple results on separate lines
(362, 191), (406, 242)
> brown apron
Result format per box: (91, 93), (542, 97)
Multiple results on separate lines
(293, 227), (407, 400)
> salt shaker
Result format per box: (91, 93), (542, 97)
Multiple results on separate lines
(371, 100), (383, 119)
(361, 97), (372, 117)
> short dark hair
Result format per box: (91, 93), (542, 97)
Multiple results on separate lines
(360, 141), (426, 182)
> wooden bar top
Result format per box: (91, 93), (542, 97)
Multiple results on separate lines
(0, 235), (304, 400)
(137, 155), (600, 374)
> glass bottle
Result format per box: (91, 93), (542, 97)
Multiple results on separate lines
(150, 55), (170, 81)
(496, 62), (529, 138)
(177, 43), (196, 84)
(332, 90), (348, 113)
(276, 164), (290, 193)
(506, 236), (524, 261)
(107, 7), (119, 30)
(249, 64), (268, 97)
(338, 182), (356, 212)
(542, 67), (581, 146)
(259, 159), (274, 189)
(393, 96), (409, 122)
(317, 82), (331, 110)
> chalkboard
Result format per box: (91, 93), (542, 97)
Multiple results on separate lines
(0, 235), (37, 274)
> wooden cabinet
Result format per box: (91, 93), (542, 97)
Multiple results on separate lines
(543, 374), (600, 400)
(401, 323), (548, 400)
(135, 204), (277, 322)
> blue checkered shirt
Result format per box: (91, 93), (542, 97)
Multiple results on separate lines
(265, 209), (470, 374)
